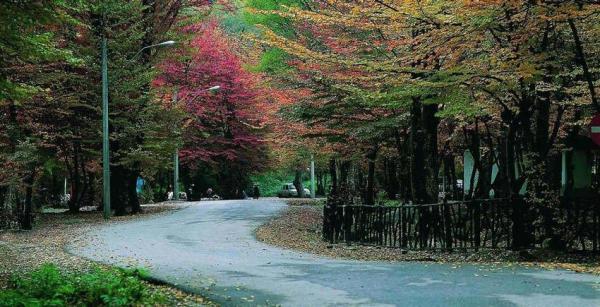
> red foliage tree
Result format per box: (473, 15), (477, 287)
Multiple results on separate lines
(157, 21), (268, 198)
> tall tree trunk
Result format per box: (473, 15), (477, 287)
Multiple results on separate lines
(338, 160), (352, 201)
(111, 165), (128, 216)
(21, 172), (35, 230)
(293, 168), (305, 198)
(409, 98), (440, 248)
(316, 171), (325, 196)
(384, 158), (399, 200)
(0, 186), (7, 210)
(329, 158), (337, 195)
(67, 143), (86, 213)
(365, 146), (378, 206)
(356, 164), (363, 200)
(410, 98), (439, 203)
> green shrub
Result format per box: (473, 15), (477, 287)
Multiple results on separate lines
(138, 184), (154, 204)
(0, 264), (164, 307)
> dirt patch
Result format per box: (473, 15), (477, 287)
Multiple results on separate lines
(255, 205), (600, 275)
(0, 202), (215, 306)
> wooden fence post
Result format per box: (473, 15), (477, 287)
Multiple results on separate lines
(443, 199), (452, 251)
(344, 206), (352, 243)
(323, 205), (330, 242)
(511, 196), (524, 250)
(473, 199), (481, 250)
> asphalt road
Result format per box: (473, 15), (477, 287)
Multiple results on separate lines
(70, 200), (600, 306)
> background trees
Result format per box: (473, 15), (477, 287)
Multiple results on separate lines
(1, 0), (598, 235)
(245, 1), (600, 208)
(0, 2), (193, 228)
(0, 0), (86, 228)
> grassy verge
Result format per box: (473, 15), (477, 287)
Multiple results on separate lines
(0, 203), (215, 306)
(256, 205), (600, 275)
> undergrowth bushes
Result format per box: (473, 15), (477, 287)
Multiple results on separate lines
(0, 264), (163, 306)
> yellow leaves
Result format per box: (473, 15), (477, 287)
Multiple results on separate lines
(248, 26), (405, 77)
(249, 26), (323, 62)
(517, 62), (538, 80)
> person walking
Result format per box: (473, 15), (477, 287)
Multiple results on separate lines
(167, 185), (173, 201)
(253, 184), (260, 199)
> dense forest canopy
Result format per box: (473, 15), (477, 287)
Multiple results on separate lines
(1, 0), (599, 232)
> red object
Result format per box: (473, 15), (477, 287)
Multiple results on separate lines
(592, 114), (600, 146)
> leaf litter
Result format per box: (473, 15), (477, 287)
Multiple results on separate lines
(255, 204), (600, 275)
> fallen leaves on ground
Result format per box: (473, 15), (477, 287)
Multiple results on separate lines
(282, 198), (326, 207)
(255, 205), (600, 274)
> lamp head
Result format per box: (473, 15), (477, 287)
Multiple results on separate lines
(158, 40), (176, 46)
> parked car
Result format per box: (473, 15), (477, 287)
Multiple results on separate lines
(277, 183), (310, 198)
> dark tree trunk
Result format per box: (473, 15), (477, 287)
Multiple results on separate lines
(340, 160), (351, 190)
(293, 169), (305, 198)
(20, 173), (35, 230)
(409, 98), (439, 204)
(67, 142), (89, 213)
(329, 159), (337, 195)
(365, 147), (378, 206)
(111, 165), (128, 216)
(383, 158), (399, 200)
(408, 98), (439, 248)
(316, 171), (326, 196)
(0, 186), (6, 210)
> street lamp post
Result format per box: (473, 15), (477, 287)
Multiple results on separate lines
(174, 150), (179, 200)
(172, 90), (179, 201)
(102, 38), (175, 219)
(310, 154), (316, 199)
(102, 38), (110, 219)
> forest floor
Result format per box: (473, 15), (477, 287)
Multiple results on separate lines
(256, 202), (600, 275)
(0, 202), (215, 306)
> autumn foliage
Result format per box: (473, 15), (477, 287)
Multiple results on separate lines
(157, 21), (269, 198)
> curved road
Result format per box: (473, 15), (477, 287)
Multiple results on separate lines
(71, 200), (600, 306)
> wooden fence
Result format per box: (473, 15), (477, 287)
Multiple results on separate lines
(323, 198), (600, 252)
